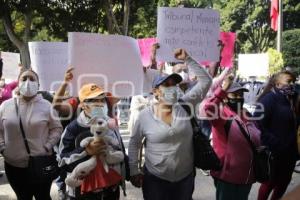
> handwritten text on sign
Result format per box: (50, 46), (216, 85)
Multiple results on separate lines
(157, 7), (220, 62)
(68, 32), (143, 97)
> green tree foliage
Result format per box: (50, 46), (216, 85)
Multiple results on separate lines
(267, 48), (284, 75)
(215, 0), (276, 54)
(0, 23), (17, 52)
(36, 0), (104, 40)
(0, 0), (131, 67)
(129, 0), (158, 38)
(0, 0), (45, 67)
(157, 0), (213, 7)
(282, 29), (300, 74)
(283, 0), (300, 30)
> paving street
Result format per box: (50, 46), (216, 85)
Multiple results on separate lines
(1, 128), (300, 200)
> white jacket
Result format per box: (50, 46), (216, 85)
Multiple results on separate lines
(0, 95), (63, 168)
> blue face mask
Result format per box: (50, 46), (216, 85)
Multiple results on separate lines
(90, 104), (109, 120)
(160, 86), (178, 104)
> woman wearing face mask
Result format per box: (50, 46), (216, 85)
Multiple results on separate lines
(172, 62), (195, 94)
(254, 71), (298, 200)
(0, 69), (63, 200)
(58, 83), (127, 200)
(204, 76), (261, 200)
(128, 48), (212, 200)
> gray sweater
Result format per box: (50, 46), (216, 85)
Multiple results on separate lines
(128, 57), (212, 182)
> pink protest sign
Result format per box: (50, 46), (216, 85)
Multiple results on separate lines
(138, 38), (157, 67)
(201, 32), (236, 68)
(220, 32), (236, 68)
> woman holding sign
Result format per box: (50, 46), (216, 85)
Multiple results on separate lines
(128, 48), (212, 200)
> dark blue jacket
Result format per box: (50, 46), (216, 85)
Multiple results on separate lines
(254, 89), (298, 159)
(59, 119), (92, 172)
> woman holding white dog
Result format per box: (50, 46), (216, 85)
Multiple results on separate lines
(58, 83), (127, 200)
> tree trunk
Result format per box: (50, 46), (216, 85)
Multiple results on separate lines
(122, 0), (130, 35)
(21, 11), (32, 68)
(105, 2), (114, 34)
(105, 0), (122, 34)
(19, 43), (31, 69)
(1, 4), (31, 68)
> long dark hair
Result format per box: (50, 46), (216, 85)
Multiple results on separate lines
(257, 70), (296, 101)
(256, 75), (275, 102)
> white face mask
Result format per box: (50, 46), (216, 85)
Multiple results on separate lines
(19, 80), (39, 97)
(90, 103), (109, 120)
(177, 86), (185, 98)
(160, 86), (178, 104)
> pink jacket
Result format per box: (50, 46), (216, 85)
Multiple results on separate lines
(204, 87), (261, 184)
(0, 81), (18, 105)
(198, 68), (230, 119)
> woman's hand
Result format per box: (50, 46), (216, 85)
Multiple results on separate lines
(174, 48), (189, 61)
(222, 74), (234, 91)
(64, 67), (74, 83)
(151, 43), (160, 53)
(85, 139), (107, 156)
(130, 174), (144, 188)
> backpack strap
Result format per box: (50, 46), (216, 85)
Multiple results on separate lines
(178, 99), (199, 131)
(235, 119), (257, 153)
(14, 98), (31, 155)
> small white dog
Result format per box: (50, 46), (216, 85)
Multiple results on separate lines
(65, 118), (124, 188)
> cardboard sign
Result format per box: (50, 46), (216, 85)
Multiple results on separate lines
(29, 42), (68, 91)
(220, 32), (235, 68)
(157, 7), (220, 62)
(238, 54), (269, 77)
(138, 38), (158, 67)
(200, 32), (236, 68)
(0, 51), (20, 82)
(68, 32), (143, 97)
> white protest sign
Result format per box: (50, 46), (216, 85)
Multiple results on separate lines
(238, 54), (269, 77)
(157, 7), (220, 62)
(29, 42), (68, 91)
(68, 32), (143, 97)
(0, 51), (20, 82)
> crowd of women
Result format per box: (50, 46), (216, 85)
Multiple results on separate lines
(0, 45), (298, 200)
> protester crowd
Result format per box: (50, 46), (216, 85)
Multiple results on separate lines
(0, 41), (299, 200)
